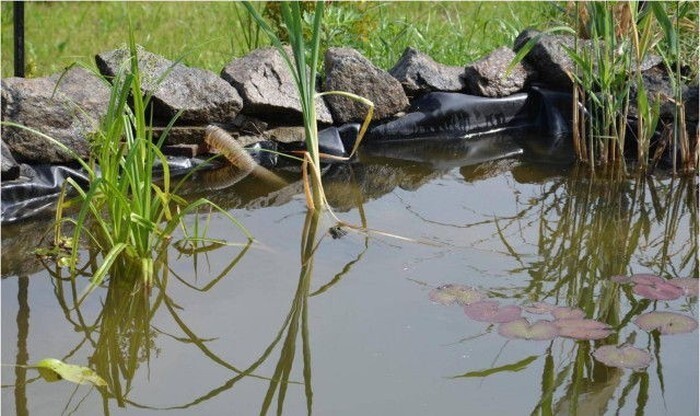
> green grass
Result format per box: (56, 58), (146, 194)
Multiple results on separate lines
(1, 1), (557, 79)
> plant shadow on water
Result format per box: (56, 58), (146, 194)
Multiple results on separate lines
(1, 137), (697, 415)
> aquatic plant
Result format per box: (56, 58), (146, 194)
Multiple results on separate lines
(5, 32), (251, 295)
(592, 344), (652, 370)
(567, 1), (698, 174)
(243, 1), (373, 211)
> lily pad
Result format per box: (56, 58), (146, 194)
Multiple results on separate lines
(631, 274), (683, 301)
(551, 307), (585, 320)
(464, 301), (522, 323)
(429, 284), (484, 306)
(522, 301), (558, 315)
(668, 278), (699, 297)
(592, 345), (652, 370)
(555, 318), (613, 340)
(33, 358), (107, 387)
(498, 318), (560, 340)
(634, 311), (698, 335)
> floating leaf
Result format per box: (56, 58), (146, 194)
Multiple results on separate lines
(498, 318), (560, 340)
(464, 301), (522, 323)
(33, 358), (107, 387)
(429, 284), (484, 306)
(555, 319), (613, 340)
(634, 311), (698, 335)
(610, 274), (633, 284)
(551, 307), (585, 320)
(631, 274), (683, 300)
(451, 355), (538, 378)
(522, 301), (558, 315)
(668, 278), (699, 297)
(592, 345), (652, 370)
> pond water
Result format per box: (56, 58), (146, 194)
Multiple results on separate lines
(2, 138), (698, 416)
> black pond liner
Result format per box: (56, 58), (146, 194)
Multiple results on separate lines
(0, 88), (573, 224)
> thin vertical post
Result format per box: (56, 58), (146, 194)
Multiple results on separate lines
(13, 1), (25, 77)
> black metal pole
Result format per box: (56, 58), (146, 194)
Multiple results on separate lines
(13, 1), (25, 77)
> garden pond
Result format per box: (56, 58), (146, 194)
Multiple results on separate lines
(2, 135), (698, 415)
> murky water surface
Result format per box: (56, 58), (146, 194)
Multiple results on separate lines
(2, 143), (698, 415)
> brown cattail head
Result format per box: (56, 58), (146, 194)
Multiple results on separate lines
(205, 125), (256, 175)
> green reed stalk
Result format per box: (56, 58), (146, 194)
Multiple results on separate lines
(243, 1), (325, 210)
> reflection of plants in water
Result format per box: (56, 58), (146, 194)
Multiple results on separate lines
(28, 208), (365, 415)
(32, 234), (251, 414)
(435, 168), (697, 414)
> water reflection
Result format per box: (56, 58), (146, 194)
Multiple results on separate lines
(447, 168), (697, 415)
(2, 137), (697, 415)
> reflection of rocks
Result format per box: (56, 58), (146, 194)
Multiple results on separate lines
(1, 67), (110, 163)
(323, 162), (439, 211)
(460, 158), (521, 182)
(1, 217), (56, 277)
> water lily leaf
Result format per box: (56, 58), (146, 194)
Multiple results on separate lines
(464, 301), (522, 323)
(498, 318), (559, 341)
(668, 278), (699, 297)
(429, 284), (484, 306)
(522, 301), (558, 315)
(555, 319), (613, 340)
(551, 307), (585, 320)
(592, 345), (652, 370)
(634, 311), (698, 335)
(452, 355), (538, 378)
(631, 274), (683, 300)
(33, 358), (107, 387)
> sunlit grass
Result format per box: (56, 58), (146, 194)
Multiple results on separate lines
(1, 1), (557, 78)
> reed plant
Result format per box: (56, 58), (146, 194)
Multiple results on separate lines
(565, 1), (698, 174)
(243, 1), (373, 212)
(6, 31), (251, 296)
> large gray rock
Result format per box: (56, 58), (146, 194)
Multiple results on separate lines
(1, 67), (110, 163)
(514, 29), (583, 91)
(221, 47), (333, 124)
(629, 66), (697, 122)
(389, 47), (466, 96)
(96, 46), (242, 124)
(324, 47), (409, 123)
(464, 47), (533, 97)
(1, 140), (19, 180)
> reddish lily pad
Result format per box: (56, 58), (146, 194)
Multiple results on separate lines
(464, 301), (522, 323)
(429, 284), (484, 306)
(555, 318), (613, 340)
(592, 345), (652, 370)
(522, 301), (558, 315)
(551, 307), (585, 320)
(498, 318), (560, 341)
(668, 278), (699, 297)
(631, 275), (683, 301)
(634, 311), (698, 335)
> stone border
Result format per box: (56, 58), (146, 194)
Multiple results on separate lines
(2, 29), (696, 179)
